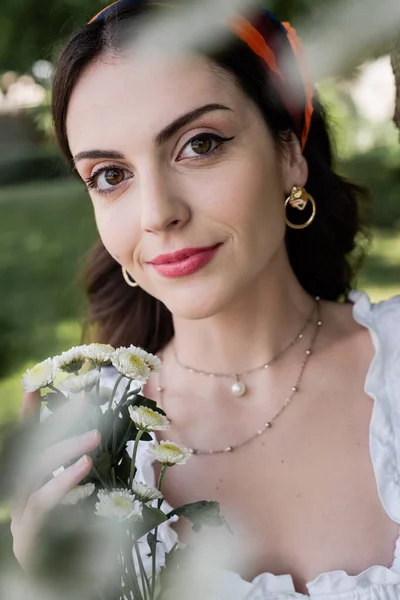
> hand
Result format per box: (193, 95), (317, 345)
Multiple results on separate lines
(10, 391), (101, 571)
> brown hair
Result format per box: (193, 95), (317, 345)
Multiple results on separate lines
(52, 1), (371, 352)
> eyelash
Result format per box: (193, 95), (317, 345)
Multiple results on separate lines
(85, 164), (128, 195)
(84, 133), (235, 195)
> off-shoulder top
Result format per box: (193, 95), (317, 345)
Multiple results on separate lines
(104, 290), (400, 599)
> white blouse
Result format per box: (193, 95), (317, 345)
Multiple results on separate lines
(111, 290), (400, 599)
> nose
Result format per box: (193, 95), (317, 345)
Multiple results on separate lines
(140, 169), (190, 234)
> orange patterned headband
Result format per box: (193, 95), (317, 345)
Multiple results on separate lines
(89, 1), (314, 150)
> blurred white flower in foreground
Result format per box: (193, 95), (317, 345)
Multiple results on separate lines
(112, 346), (161, 382)
(22, 358), (57, 392)
(61, 483), (96, 505)
(149, 441), (191, 466)
(131, 480), (164, 503)
(129, 405), (169, 432)
(59, 370), (100, 394)
(95, 489), (142, 522)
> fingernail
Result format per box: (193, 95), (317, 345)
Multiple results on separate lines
(75, 455), (90, 470)
(82, 429), (99, 442)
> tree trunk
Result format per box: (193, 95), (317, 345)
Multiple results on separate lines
(392, 36), (400, 132)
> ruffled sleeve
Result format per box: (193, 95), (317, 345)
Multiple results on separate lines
(349, 290), (400, 524)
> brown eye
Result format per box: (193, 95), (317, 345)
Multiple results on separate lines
(86, 165), (133, 194)
(177, 133), (234, 162)
(190, 136), (212, 154)
(104, 168), (124, 185)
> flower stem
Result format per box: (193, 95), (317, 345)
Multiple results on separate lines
(116, 422), (134, 456)
(157, 466), (167, 507)
(108, 374), (124, 412)
(130, 430), (145, 487)
(48, 383), (67, 397)
(90, 463), (108, 489)
(121, 379), (132, 402)
(123, 539), (143, 600)
(150, 465), (168, 600)
(134, 538), (151, 598)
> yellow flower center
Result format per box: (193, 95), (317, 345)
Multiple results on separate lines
(128, 355), (146, 370)
(161, 444), (181, 457)
(112, 497), (133, 509)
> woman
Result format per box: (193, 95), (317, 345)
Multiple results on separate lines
(11, 0), (400, 597)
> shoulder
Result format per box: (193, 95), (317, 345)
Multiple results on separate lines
(313, 290), (400, 394)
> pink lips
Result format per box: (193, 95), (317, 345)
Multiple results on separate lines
(149, 244), (222, 278)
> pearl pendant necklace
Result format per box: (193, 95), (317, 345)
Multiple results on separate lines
(158, 297), (322, 455)
(171, 300), (317, 397)
(231, 376), (246, 397)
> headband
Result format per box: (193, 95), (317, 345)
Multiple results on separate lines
(88, 1), (314, 149)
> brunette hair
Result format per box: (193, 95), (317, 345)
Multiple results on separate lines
(52, 1), (371, 353)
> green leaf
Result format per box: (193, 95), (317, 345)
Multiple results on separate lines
(135, 505), (168, 540)
(114, 450), (131, 486)
(120, 388), (141, 405)
(146, 531), (158, 555)
(167, 501), (227, 533)
(92, 451), (112, 481)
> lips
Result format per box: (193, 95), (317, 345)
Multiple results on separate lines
(150, 245), (220, 265)
(148, 243), (222, 278)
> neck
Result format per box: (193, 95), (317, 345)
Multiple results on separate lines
(171, 247), (317, 375)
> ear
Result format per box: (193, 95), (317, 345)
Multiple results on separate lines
(280, 131), (308, 195)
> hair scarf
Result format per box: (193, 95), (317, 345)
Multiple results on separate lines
(88, 0), (314, 149)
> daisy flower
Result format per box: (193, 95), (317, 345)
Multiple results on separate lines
(95, 489), (142, 522)
(148, 441), (191, 466)
(82, 343), (115, 368)
(22, 358), (57, 393)
(55, 346), (87, 373)
(59, 370), (100, 394)
(112, 346), (161, 382)
(131, 480), (163, 503)
(128, 405), (169, 432)
(61, 483), (95, 505)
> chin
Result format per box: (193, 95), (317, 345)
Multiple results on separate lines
(160, 281), (237, 321)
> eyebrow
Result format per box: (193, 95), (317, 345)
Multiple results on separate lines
(73, 103), (232, 164)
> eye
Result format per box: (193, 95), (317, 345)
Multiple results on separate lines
(177, 133), (234, 161)
(85, 165), (133, 194)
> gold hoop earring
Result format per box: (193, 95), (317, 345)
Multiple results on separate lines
(285, 186), (316, 230)
(122, 266), (139, 288)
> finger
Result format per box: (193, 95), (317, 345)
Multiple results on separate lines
(13, 394), (91, 493)
(38, 393), (91, 449)
(20, 391), (41, 422)
(12, 455), (93, 570)
(26, 454), (93, 517)
(11, 429), (101, 519)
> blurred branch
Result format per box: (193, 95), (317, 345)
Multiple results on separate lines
(391, 33), (400, 133)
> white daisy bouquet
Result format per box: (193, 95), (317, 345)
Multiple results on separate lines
(21, 343), (226, 600)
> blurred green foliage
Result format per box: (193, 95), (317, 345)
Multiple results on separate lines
(0, 145), (68, 187)
(0, 179), (96, 379)
(340, 147), (400, 229)
(0, 0), (348, 74)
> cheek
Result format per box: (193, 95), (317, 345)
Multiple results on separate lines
(91, 199), (141, 265)
(207, 153), (284, 237)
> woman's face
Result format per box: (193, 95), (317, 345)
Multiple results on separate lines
(67, 52), (306, 319)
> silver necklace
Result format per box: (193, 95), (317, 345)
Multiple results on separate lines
(172, 301), (318, 397)
(157, 297), (322, 456)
